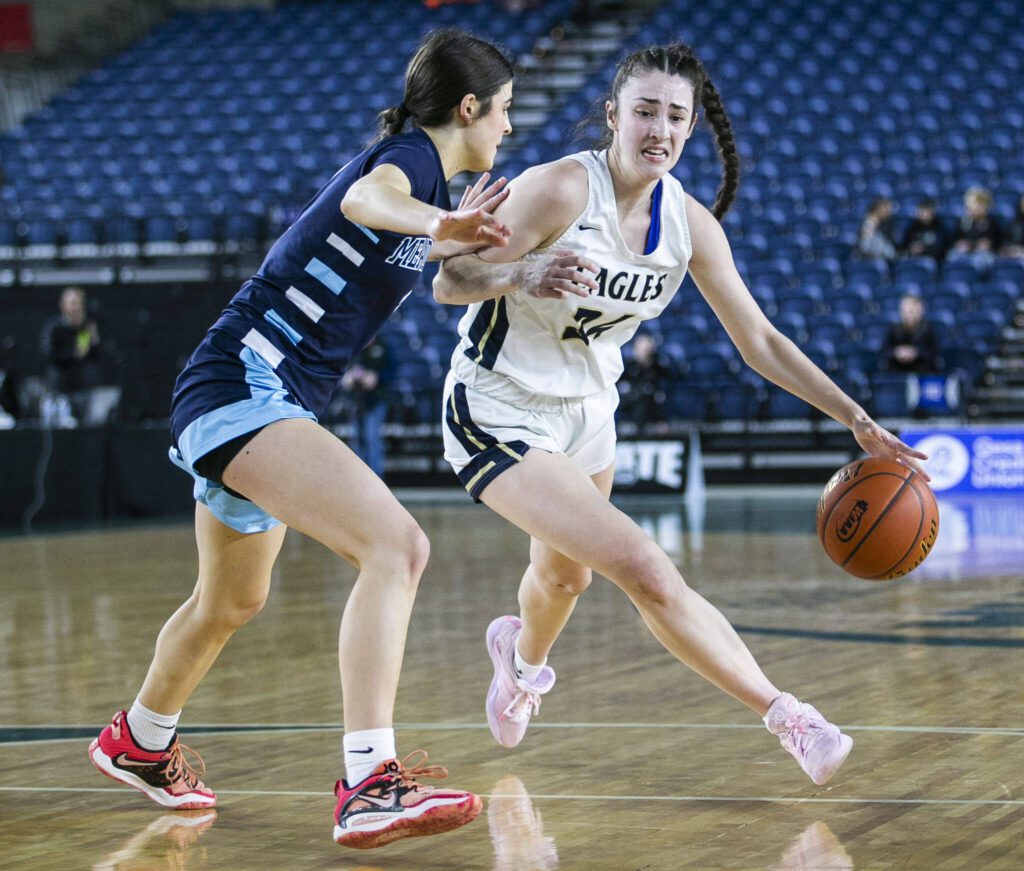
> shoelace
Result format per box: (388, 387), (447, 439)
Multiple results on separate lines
(779, 706), (824, 756)
(393, 749), (449, 790)
(503, 679), (544, 723)
(165, 741), (207, 789)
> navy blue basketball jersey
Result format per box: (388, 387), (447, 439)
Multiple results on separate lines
(189, 128), (449, 418)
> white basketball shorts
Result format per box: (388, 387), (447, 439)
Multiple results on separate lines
(442, 363), (618, 502)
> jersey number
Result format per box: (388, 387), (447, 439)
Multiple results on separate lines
(561, 307), (634, 345)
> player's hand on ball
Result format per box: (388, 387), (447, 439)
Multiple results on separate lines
(851, 417), (931, 482)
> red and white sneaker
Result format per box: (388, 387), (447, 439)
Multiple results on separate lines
(88, 711), (217, 809)
(333, 750), (482, 849)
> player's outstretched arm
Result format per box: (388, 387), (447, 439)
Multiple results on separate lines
(340, 163), (510, 244)
(685, 193), (927, 477)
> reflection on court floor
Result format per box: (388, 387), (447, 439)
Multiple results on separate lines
(1, 489), (1022, 869)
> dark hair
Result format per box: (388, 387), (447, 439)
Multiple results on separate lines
(375, 28), (513, 142)
(588, 43), (739, 220)
(867, 196), (892, 214)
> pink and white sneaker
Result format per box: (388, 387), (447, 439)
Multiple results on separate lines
(485, 616), (555, 748)
(765, 693), (853, 785)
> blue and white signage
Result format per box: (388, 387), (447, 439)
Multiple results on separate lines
(901, 427), (1024, 493)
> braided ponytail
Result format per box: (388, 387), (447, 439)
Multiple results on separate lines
(698, 77), (739, 219)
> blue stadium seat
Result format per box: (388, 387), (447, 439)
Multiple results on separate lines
(24, 218), (59, 246)
(6, 0), (1023, 424)
(714, 382), (759, 420)
(64, 217), (100, 246)
(959, 311), (1005, 344)
(869, 373), (912, 418)
(765, 386), (812, 420)
(103, 215), (141, 245)
(0, 218), (20, 248)
(773, 311), (808, 344)
(664, 385), (709, 421)
(687, 351), (735, 381)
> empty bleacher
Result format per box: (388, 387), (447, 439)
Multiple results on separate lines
(2, 0), (1023, 428)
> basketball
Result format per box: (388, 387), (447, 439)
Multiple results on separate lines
(816, 458), (940, 580)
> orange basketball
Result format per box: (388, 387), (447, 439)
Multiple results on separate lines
(816, 458), (939, 580)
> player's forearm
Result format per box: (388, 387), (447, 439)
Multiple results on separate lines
(341, 182), (442, 238)
(427, 239), (485, 262)
(433, 254), (524, 305)
(746, 329), (870, 428)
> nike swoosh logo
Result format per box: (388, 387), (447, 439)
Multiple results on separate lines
(114, 753), (161, 768)
(578, 224), (600, 232)
(358, 791), (398, 809)
(350, 747), (374, 754)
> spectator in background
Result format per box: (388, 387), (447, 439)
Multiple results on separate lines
(340, 336), (394, 478)
(901, 198), (948, 261)
(618, 332), (669, 430)
(950, 187), (1002, 264)
(881, 293), (940, 374)
(856, 196), (898, 261)
(1001, 193), (1024, 258)
(40, 286), (119, 426)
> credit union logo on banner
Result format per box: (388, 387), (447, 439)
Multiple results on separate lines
(901, 428), (1024, 493)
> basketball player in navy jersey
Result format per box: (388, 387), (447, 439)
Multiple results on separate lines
(435, 44), (929, 785)
(89, 29), (536, 850)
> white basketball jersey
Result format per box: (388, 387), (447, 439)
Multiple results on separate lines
(452, 149), (692, 397)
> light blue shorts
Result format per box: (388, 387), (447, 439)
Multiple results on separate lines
(170, 333), (317, 534)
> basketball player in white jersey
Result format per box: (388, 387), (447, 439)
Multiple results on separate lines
(434, 43), (930, 785)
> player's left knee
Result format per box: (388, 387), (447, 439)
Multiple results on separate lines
(194, 589), (268, 633)
(532, 557), (592, 596)
(616, 547), (682, 609)
(549, 568), (592, 596)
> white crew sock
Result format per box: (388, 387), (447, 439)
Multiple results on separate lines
(343, 728), (396, 786)
(126, 698), (180, 751)
(513, 642), (547, 683)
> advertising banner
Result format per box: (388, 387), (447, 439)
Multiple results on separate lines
(614, 439), (689, 493)
(901, 427), (1024, 493)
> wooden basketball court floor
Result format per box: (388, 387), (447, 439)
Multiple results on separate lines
(2, 488), (1022, 869)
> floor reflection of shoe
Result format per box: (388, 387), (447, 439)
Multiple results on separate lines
(92, 809), (217, 871)
(773, 820), (854, 871)
(488, 775), (558, 871)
